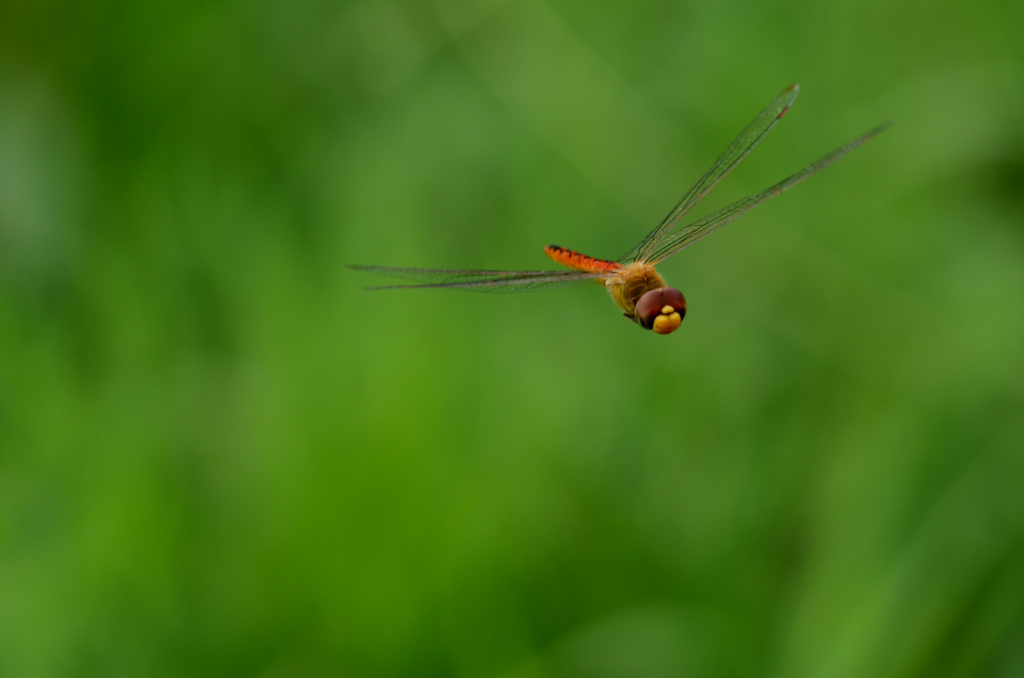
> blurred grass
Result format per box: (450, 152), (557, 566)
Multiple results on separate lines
(1, 0), (1023, 676)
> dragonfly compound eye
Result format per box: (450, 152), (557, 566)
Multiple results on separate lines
(635, 287), (687, 334)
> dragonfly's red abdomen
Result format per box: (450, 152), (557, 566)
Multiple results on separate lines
(544, 245), (622, 273)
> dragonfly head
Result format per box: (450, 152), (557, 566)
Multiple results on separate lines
(635, 287), (686, 335)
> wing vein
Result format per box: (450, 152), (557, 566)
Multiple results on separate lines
(619, 84), (801, 263)
(647, 121), (892, 264)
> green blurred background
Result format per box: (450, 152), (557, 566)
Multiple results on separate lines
(2, 0), (1023, 675)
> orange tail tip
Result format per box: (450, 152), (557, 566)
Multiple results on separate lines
(544, 245), (621, 272)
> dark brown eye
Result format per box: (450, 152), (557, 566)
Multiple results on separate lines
(635, 287), (687, 334)
(661, 287), (686, 314)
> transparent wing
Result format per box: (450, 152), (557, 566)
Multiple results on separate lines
(646, 120), (892, 264)
(346, 264), (612, 293)
(620, 84), (800, 264)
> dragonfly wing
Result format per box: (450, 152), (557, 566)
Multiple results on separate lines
(647, 121), (892, 265)
(620, 84), (800, 264)
(346, 264), (611, 292)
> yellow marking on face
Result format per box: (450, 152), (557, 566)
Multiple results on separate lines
(661, 305), (673, 315)
(652, 312), (682, 335)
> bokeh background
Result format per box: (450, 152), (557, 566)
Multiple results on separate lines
(2, 0), (1023, 676)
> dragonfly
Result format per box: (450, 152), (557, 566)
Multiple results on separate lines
(349, 84), (889, 335)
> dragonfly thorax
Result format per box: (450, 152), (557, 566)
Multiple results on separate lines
(605, 262), (666, 313)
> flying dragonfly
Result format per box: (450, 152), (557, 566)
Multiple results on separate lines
(349, 84), (889, 335)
